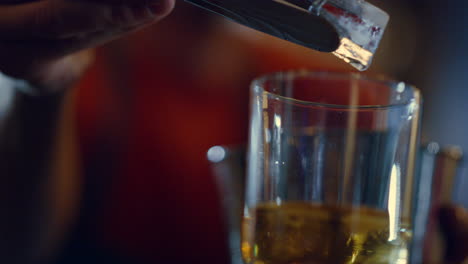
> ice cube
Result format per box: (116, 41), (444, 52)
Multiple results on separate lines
(319, 0), (389, 71)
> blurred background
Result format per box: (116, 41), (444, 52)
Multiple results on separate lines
(43, 0), (467, 263)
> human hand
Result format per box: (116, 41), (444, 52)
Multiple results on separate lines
(0, 0), (174, 94)
(439, 205), (468, 264)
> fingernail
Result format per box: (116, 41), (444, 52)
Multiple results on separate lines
(148, 0), (174, 17)
(454, 206), (468, 222)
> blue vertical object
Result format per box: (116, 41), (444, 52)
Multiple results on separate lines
(410, 143), (439, 264)
(0, 72), (17, 120)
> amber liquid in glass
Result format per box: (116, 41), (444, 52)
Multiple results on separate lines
(242, 202), (411, 264)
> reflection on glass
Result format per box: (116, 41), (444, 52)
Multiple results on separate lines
(243, 72), (421, 264)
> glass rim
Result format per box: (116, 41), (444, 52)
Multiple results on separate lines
(251, 70), (421, 110)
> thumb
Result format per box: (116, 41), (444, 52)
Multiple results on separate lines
(0, 0), (174, 40)
(438, 205), (468, 264)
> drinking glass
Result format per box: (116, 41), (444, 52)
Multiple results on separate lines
(417, 144), (466, 263)
(242, 71), (422, 264)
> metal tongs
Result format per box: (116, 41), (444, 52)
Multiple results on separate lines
(185, 0), (389, 71)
